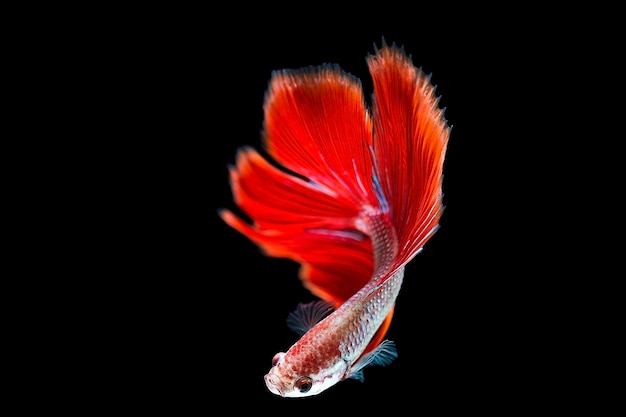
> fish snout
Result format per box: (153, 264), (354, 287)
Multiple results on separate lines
(264, 371), (285, 397)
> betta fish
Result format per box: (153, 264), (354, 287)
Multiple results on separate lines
(219, 41), (450, 397)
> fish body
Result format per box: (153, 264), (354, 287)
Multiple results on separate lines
(220, 41), (450, 397)
(265, 208), (402, 397)
(265, 266), (404, 397)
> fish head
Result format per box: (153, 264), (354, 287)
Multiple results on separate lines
(263, 350), (348, 398)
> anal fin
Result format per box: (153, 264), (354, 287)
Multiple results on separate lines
(348, 339), (398, 381)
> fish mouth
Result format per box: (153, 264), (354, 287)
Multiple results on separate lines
(264, 373), (284, 397)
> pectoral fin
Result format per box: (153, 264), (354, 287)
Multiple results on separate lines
(286, 300), (335, 336)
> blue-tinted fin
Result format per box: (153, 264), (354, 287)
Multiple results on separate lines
(286, 300), (334, 336)
(368, 144), (389, 213)
(350, 370), (365, 383)
(348, 340), (398, 380)
(371, 172), (389, 213)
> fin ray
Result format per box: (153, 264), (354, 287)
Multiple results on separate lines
(286, 300), (335, 336)
(367, 46), (450, 267)
(263, 65), (378, 209)
(219, 147), (374, 302)
(348, 339), (398, 380)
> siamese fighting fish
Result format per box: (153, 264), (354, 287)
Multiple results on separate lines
(219, 42), (450, 397)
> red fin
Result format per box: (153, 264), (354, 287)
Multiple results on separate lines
(220, 65), (384, 302)
(367, 45), (450, 267)
(219, 147), (373, 303)
(263, 66), (378, 209)
(221, 44), (449, 306)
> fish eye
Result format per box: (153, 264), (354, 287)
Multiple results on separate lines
(294, 376), (313, 393)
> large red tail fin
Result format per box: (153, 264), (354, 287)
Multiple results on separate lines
(219, 65), (377, 304)
(219, 42), (449, 306)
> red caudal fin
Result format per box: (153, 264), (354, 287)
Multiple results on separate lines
(220, 43), (449, 305)
(263, 64), (378, 211)
(219, 146), (373, 303)
(219, 64), (378, 303)
(367, 44), (450, 268)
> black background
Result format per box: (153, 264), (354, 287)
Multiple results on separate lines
(96, 7), (610, 413)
